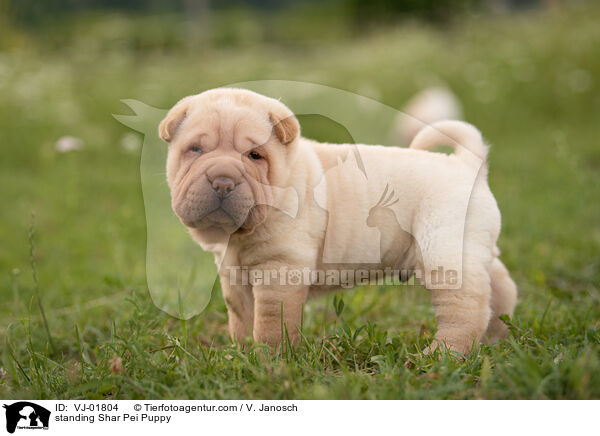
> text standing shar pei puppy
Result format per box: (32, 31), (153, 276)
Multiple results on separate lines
(159, 88), (517, 355)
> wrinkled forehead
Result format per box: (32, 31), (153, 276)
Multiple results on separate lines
(178, 98), (274, 149)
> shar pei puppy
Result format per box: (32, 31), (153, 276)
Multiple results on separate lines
(159, 88), (517, 355)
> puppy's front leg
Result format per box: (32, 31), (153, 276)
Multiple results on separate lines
(220, 277), (254, 343)
(253, 284), (308, 348)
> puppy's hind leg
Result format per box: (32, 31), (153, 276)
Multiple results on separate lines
(427, 266), (492, 356)
(418, 234), (493, 356)
(483, 257), (517, 343)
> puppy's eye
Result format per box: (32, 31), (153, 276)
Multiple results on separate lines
(249, 151), (262, 160)
(189, 146), (202, 153)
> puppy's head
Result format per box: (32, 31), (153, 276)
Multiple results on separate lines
(159, 88), (300, 239)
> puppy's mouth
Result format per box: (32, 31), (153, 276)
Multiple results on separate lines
(173, 182), (256, 233)
(196, 206), (248, 230)
(205, 208), (236, 225)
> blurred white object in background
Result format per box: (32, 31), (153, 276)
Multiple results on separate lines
(120, 132), (142, 153)
(55, 135), (83, 152)
(391, 86), (463, 145)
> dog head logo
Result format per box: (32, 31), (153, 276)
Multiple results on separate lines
(3, 402), (50, 434)
(113, 80), (479, 319)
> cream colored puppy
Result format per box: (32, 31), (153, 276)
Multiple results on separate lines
(159, 88), (517, 355)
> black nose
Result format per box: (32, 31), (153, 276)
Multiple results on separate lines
(211, 176), (236, 198)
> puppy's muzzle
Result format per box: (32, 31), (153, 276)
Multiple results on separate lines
(173, 159), (256, 232)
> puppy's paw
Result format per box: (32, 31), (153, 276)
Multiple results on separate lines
(404, 341), (450, 368)
(421, 340), (471, 360)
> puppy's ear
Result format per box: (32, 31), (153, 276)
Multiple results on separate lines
(159, 97), (193, 143)
(269, 112), (300, 145)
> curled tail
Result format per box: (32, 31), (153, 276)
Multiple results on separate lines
(409, 120), (488, 169)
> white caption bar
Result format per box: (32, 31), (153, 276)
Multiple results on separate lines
(0, 400), (597, 435)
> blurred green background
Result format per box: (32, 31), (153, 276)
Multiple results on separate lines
(0, 0), (599, 399)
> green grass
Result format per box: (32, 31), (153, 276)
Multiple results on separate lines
(1, 4), (600, 399)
